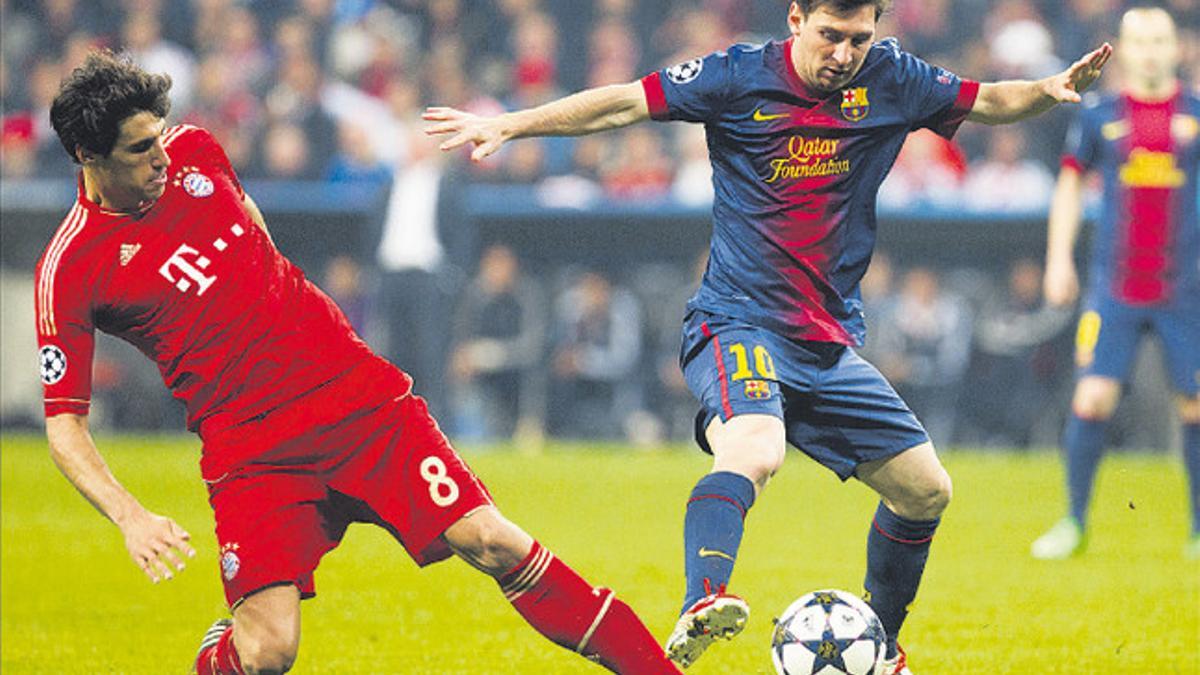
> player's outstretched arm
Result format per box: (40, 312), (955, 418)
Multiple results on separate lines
(1043, 166), (1085, 307)
(46, 413), (196, 583)
(967, 43), (1113, 125)
(424, 81), (650, 163)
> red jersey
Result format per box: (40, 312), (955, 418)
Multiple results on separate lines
(35, 125), (409, 440)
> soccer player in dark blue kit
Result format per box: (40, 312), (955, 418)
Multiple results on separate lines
(1031, 6), (1200, 561)
(426, 1), (1111, 671)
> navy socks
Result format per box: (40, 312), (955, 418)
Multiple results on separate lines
(681, 471), (756, 613)
(864, 501), (939, 658)
(1064, 414), (1108, 526)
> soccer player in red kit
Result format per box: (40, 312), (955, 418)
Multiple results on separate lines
(37, 51), (681, 675)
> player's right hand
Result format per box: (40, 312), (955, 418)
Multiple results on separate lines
(118, 508), (196, 584)
(423, 106), (510, 163)
(1043, 259), (1080, 307)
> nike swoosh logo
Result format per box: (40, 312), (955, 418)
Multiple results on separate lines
(753, 108), (788, 122)
(698, 547), (735, 562)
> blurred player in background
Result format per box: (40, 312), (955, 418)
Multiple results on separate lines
(1032, 6), (1200, 561)
(37, 51), (681, 675)
(426, 0), (1110, 671)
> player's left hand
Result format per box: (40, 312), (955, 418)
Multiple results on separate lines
(423, 107), (510, 163)
(1044, 43), (1113, 104)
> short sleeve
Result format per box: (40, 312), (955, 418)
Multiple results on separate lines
(641, 50), (735, 123)
(164, 125), (245, 197)
(1061, 100), (1100, 173)
(35, 255), (95, 418)
(886, 41), (979, 139)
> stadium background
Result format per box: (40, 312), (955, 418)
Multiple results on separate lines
(1, 1), (1198, 672)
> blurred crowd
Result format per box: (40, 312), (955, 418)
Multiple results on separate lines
(4, 0), (1199, 194)
(3, 0), (1195, 446)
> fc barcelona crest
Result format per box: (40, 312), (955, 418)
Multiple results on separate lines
(744, 379), (771, 400)
(840, 87), (870, 122)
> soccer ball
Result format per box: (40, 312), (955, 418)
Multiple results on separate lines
(771, 589), (887, 675)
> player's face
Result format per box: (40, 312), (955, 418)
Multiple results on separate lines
(84, 111), (170, 211)
(1117, 9), (1180, 88)
(788, 2), (876, 93)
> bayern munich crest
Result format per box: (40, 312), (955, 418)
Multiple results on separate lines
(39, 345), (67, 385)
(182, 172), (214, 198)
(220, 543), (241, 581)
(666, 58), (703, 84)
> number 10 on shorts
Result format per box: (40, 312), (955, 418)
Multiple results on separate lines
(419, 456), (460, 507)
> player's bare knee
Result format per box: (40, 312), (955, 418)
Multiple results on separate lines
(1072, 379), (1120, 420)
(446, 507), (530, 576)
(893, 472), (952, 521)
(234, 626), (298, 674)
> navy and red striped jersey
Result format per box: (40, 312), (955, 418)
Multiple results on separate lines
(642, 37), (977, 346)
(1061, 89), (1199, 305)
(35, 125), (408, 437)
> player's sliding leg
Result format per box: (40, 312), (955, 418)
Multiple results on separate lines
(1179, 395), (1200, 558)
(1032, 376), (1121, 559)
(443, 506), (681, 674)
(856, 442), (952, 673)
(666, 414), (783, 668)
(194, 585), (301, 675)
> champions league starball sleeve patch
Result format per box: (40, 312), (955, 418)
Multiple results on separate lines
(666, 57), (703, 84)
(39, 345), (67, 385)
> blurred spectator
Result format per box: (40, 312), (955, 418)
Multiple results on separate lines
(250, 122), (319, 179)
(873, 267), (972, 445)
(857, 250), (900, 367)
(510, 11), (560, 108)
(448, 244), (544, 442)
(122, 9), (196, 110)
(321, 254), (369, 334)
(1, 115), (38, 178)
(264, 53), (337, 169)
(962, 127), (1055, 211)
(548, 271), (643, 439)
(963, 258), (1073, 447)
(326, 120), (393, 188)
(586, 16), (639, 88)
(602, 126), (672, 202)
(877, 129), (966, 209)
(671, 123), (713, 207)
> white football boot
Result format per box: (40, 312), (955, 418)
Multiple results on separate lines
(665, 592), (749, 668)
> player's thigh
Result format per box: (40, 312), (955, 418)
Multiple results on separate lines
(681, 311), (788, 466)
(232, 584), (302, 670)
(326, 395), (495, 568)
(1076, 301), (1142, 379)
(784, 347), (930, 482)
(207, 470), (338, 608)
(705, 413), (787, 486)
(855, 441), (951, 520)
(1151, 301), (1200, 401)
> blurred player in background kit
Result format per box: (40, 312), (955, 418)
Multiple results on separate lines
(36, 51), (681, 675)
(1031, 6), (1200, 561)
(425, 0), (1110, 671)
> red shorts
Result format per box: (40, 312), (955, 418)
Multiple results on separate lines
(202, 387), (493, 607)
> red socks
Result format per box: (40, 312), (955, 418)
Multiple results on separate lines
(499, 541), (680, 674)
(194, 624), (244, 675)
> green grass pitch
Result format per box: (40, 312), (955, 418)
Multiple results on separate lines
(2, 433), (1197, 673)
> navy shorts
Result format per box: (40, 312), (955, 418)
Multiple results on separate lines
(680, 310), (929, 480)
(1075, 293), (1200, 395)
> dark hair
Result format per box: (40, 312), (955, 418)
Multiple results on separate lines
(50, 50), (172, 163)
(795, 0), (891, 20)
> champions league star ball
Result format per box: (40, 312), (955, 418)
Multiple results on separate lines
(771, 589), (887, 675)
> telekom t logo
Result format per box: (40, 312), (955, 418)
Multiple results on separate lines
(159, 244), (216, 296)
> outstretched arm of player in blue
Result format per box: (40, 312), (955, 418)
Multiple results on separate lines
(424, 82), (650, 163)
(967, 43), (1113, 124)
(46, 413), (196, 583)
